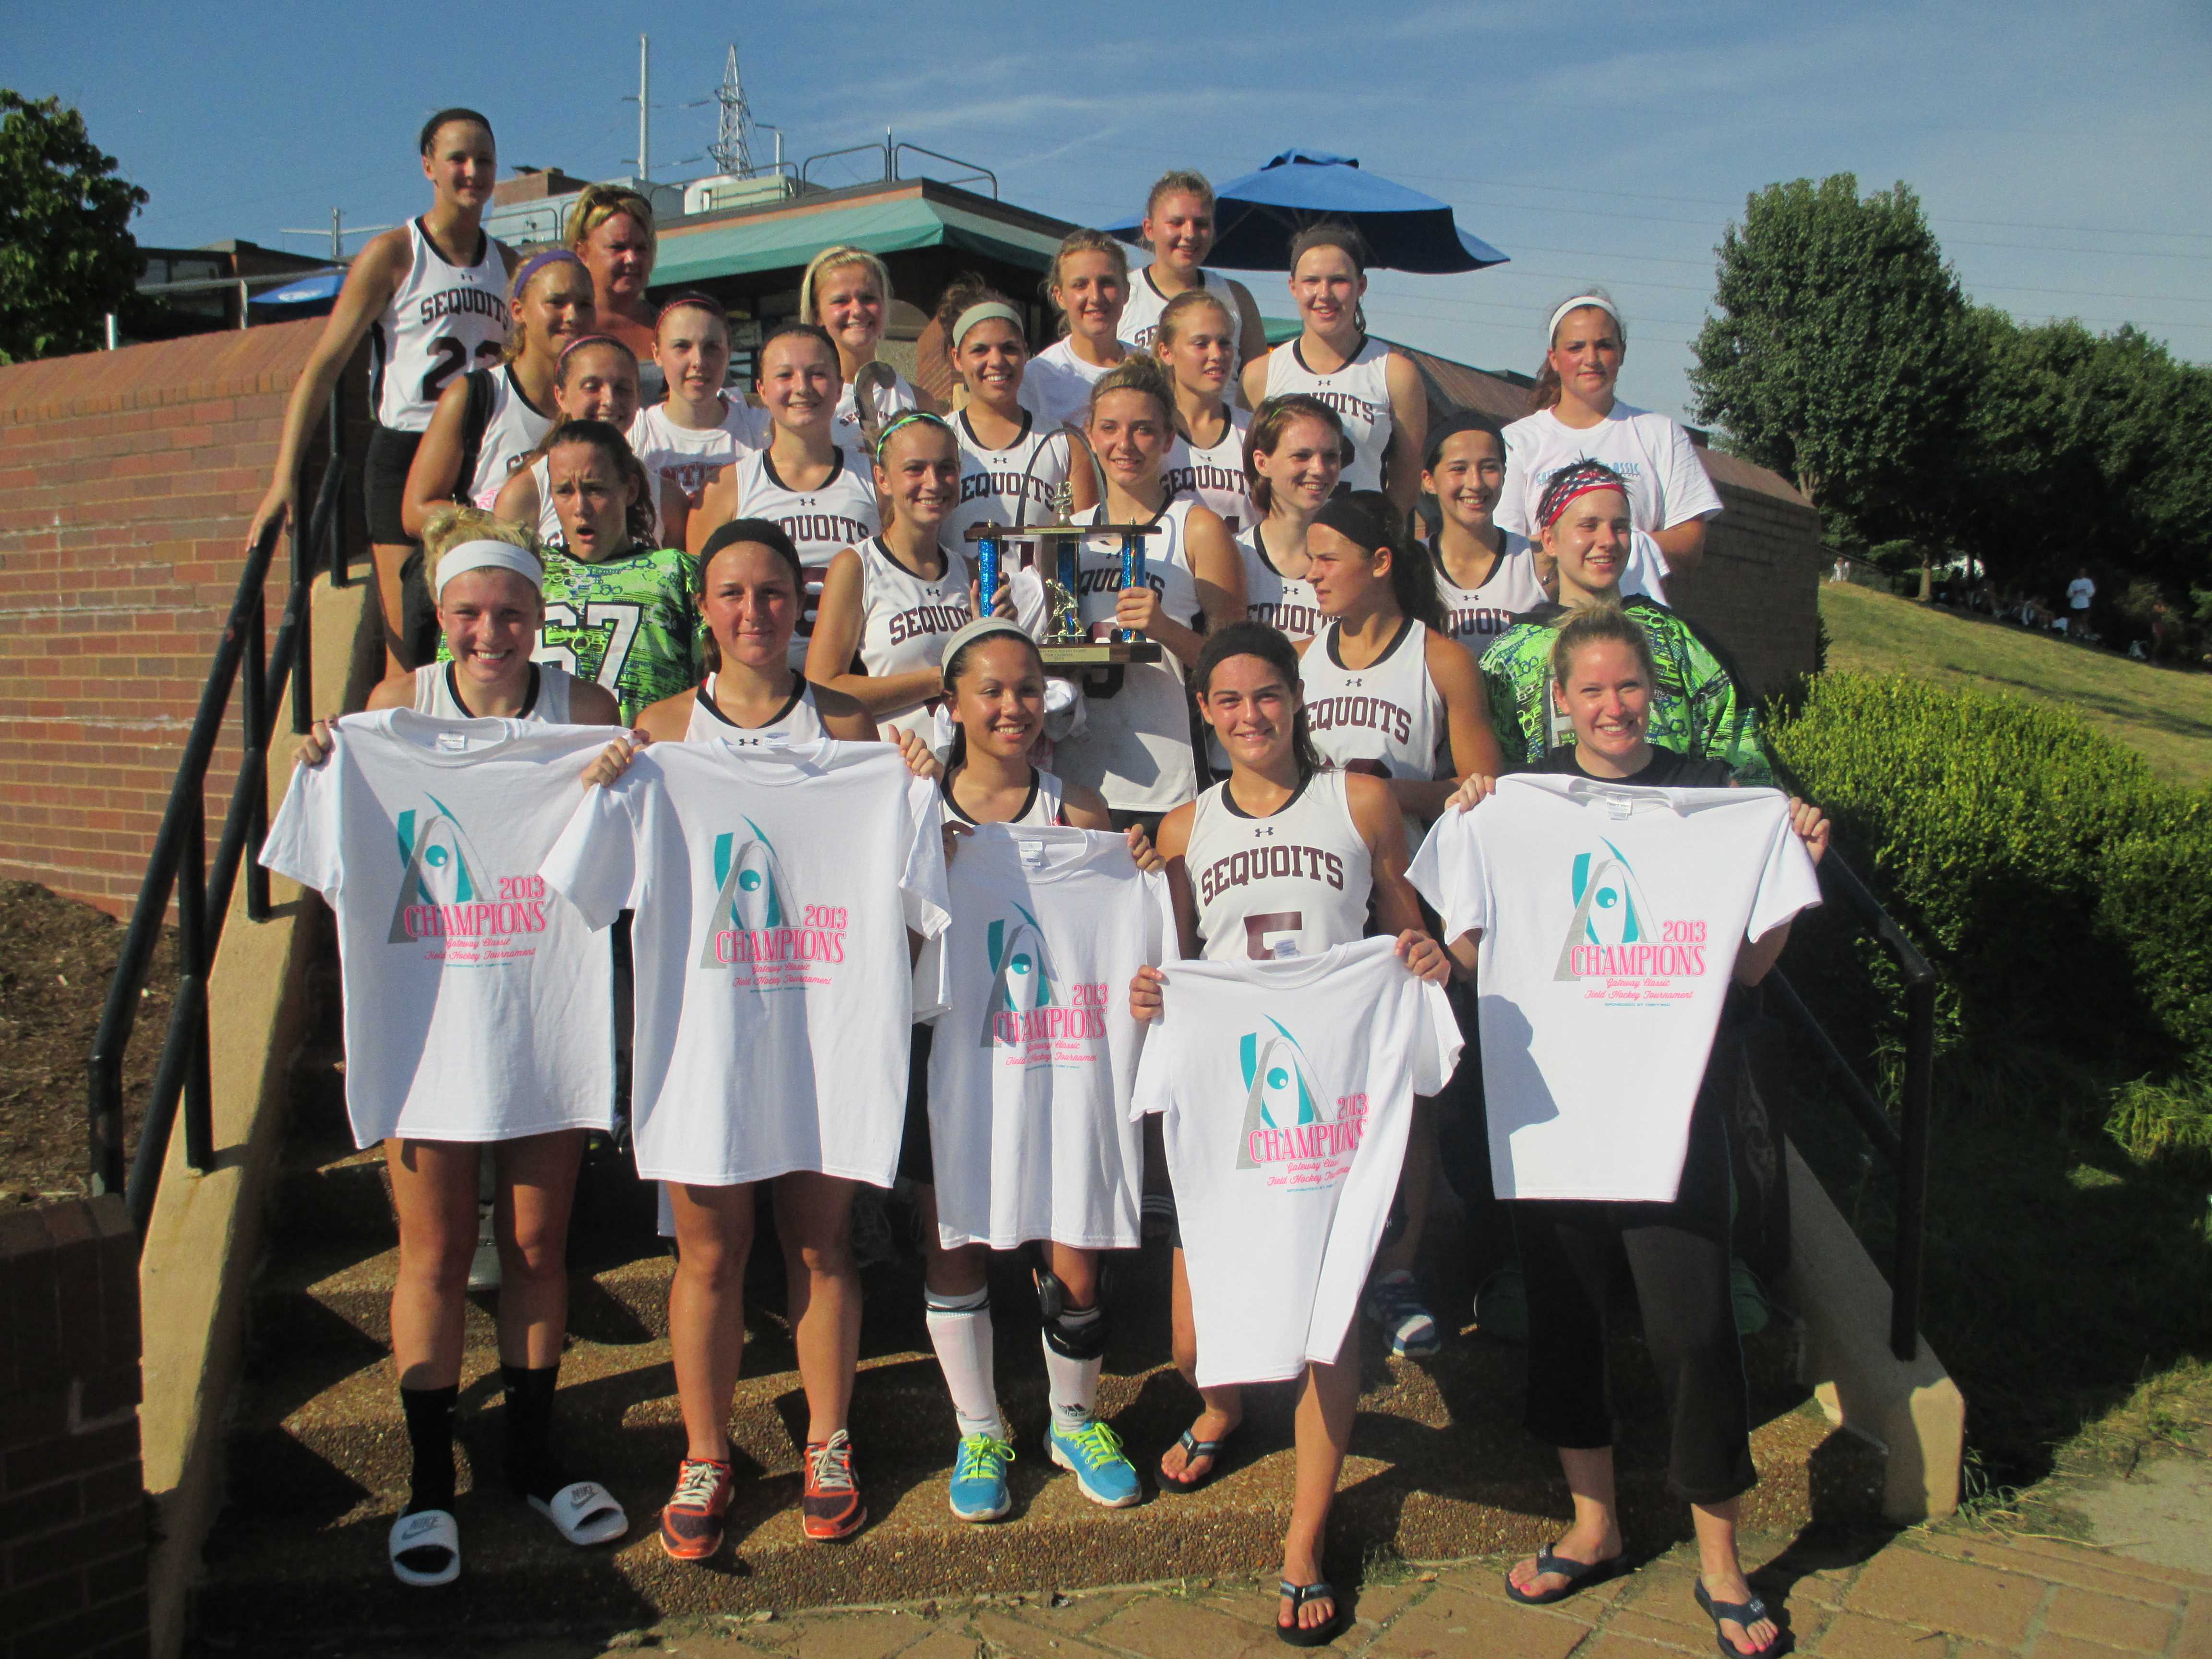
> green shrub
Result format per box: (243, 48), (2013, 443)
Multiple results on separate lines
(1770, 672), (2212, 1076)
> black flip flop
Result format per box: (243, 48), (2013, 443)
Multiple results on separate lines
(1155, 1426), (1235, 1494)
(1694, 1580), (1793, 1657)
(1503, 1544), (1632, 1605)
(1276, 1579), (1346, 1647)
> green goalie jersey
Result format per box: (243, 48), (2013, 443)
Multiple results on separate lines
(1478, 596), (1774, 785)
(440, 541), (701, 724)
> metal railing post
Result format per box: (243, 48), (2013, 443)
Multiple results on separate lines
(325, 394), (350, 588)
(1891, 973), (1937, 1361)
(243, 592), (271, 920)
(177, 795), (214, 1174)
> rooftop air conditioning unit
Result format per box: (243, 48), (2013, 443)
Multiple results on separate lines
(684, 174), (793, 216)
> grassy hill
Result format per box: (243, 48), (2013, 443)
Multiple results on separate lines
(1819, 581), (2212, 786)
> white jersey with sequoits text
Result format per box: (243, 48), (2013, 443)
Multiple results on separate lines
(370, 219), (510, 433)
(1021, 338), (1116, 434)
(1262, 337), (1395, 496)
(925, 825), (1174, 1251)
(259, 711), (615, 1148)
(1300, 619), (1446, 783)
(946, 410), (1070, 553)
(411, 662), (576, 723)
(465, 368), (553, 510)
(1409, 773), (1819, 1203)
(733, 447), (880, 670)
(1432, 536), (1548, 650)
(541, 738), (950, 1188)
(512, 456), (561, 543)
(684, 675), (828, 746)
(854, 538), (976, 740)
(1238, 524), (1324, 641)
(1495, 402), (1722, 607)
(1164, 407), (1254, 536)
(1133, 936), (1461, 1387)
(1119, 266), (1244, 359)
(630, 399), (766, 505)
(1186, 769), (1372, 962)
(831, 367), (918, 455)
(1055, 497), (1207, 815)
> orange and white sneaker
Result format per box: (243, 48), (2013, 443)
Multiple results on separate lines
(658, 1457), (734, 1561)
(801, 1430), (866, 1540)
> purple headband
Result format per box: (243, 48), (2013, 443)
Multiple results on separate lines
(512, 247), (586, 300)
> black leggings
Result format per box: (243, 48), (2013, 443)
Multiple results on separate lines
(1513, 1090), (1755, 1505)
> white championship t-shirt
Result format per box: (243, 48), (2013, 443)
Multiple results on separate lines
(1132, 936), (1461, 1386)
(541, 737), (951, 1187)
(926, 824), (1174, 1252)
(1496, 403), (1723, 605)
(259, 710), (616, 1148)
(1408, 772), (1820, 1203)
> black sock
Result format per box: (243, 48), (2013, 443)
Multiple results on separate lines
(399, 1383), (459, 1515)
(501, 1363), (568, 1502)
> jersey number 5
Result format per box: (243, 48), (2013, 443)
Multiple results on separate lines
(539, 601), (643, 692)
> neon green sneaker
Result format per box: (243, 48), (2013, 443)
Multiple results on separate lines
(1047, 1417), (1141, 1508)
(947, 1433), (1015, 1522)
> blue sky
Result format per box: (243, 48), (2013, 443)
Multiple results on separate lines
(13, 0), (2210, 424)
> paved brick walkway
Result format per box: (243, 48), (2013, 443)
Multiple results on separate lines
(545, 1528), (2212, 1659)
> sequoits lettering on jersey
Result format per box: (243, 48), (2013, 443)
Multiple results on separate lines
(1306, 692), (1413, 745)
(1197, 843), (1346, 906)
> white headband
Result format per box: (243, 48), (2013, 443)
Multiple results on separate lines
(435, 540), (544, 596)
(1547, 293), (1623, 343)
(952, 301), (1024, 348)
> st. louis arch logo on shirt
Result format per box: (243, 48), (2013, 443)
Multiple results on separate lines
(1554, 837), (1705, 982)
(388, 797), (494, 943)
(1234, 1018), (1325, 1170)
(977, 903), (1059, 1047)
(698, 819), (798, 968)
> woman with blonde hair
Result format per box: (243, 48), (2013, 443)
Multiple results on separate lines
(800, 244), (920, 452)
(1023, 229), (1131, 434)
(1243, 224), (1427, 515)
(565, 182), (660, 385)
(1118, 168), (1267, 378)
(1155, 289), (1255, 535)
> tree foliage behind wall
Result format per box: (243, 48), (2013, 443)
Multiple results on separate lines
(0, 91), (148, 365)
(1692, 171), (2212, 601)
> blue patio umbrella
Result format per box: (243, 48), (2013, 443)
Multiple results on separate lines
(255, 270), (346, 307)
(1106, 149), (1507, 274)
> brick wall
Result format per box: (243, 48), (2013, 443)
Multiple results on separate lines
(0, 324), (365, 914)
(0, 1196), (147, 1659)
(1668, 469), (1826, 698)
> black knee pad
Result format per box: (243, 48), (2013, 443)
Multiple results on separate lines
(1043, 1301), (1109, 1361)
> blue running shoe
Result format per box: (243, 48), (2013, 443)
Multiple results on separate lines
(947, 1433), (1014, 1523)
(1047, 1417), (1142, 1509)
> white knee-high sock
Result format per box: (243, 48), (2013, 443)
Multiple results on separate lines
(924, 1286), (1004, 1441)
(1044, 1305), (1104, 1429)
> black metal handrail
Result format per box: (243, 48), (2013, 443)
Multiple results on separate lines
(1766, 845), (1937, 1362)
(86, 400), (345, 1242)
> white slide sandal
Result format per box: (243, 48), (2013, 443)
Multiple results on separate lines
(529, 1480), (628, 1546)
(388, 1508), (460, 1586)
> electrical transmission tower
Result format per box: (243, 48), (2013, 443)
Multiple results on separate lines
(709, 45), (753, 176)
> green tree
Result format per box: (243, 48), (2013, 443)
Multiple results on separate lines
(1954, 311), (2212, 591)
(1690, 175), (1969, 553)
(0, 91), (148, 364)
